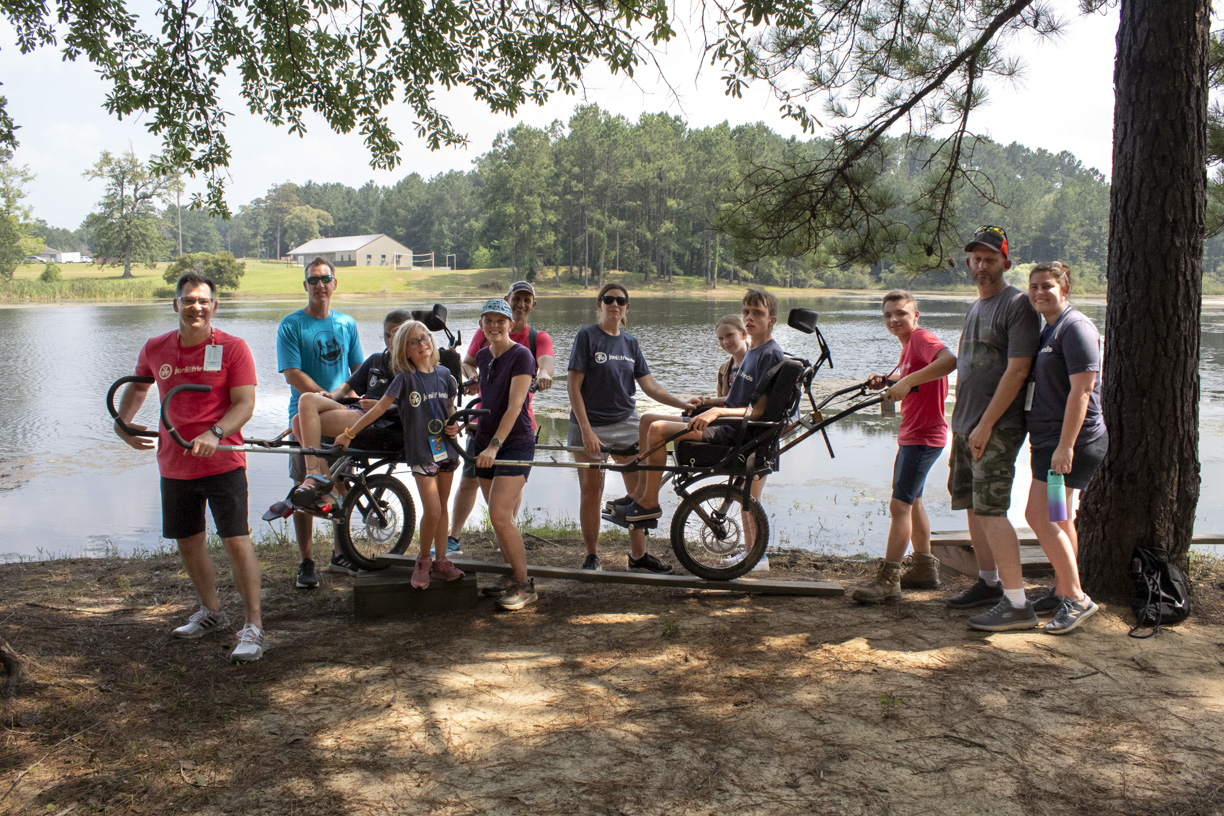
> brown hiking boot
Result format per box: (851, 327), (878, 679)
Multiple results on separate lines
(900, 552), (942, 589)
(851, 561), (902, 604)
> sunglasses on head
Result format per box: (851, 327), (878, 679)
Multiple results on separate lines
(974, 225), (1007, 240)
(306, 274), (334, 285)
(600, 295), (628, 306)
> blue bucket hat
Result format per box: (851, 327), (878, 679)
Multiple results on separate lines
(480, 298), (514, 319)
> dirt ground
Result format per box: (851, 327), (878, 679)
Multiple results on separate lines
(2, 536), (1223, 816)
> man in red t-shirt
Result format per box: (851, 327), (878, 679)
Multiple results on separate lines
(114, 273), (264, 662)
(447, 280), (556, 554)
(852, 291), (956, 604)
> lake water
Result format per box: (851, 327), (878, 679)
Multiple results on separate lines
(2, 294), (1222, 563)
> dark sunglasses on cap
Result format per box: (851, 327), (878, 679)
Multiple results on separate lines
(600, 295), (628, 306)
(974, 225), (1008, 240)
(306, 274), (335, 285)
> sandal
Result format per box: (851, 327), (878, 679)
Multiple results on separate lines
(290, 476), (340, 514)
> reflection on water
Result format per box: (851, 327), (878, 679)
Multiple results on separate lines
(0, 295), (1221, 562)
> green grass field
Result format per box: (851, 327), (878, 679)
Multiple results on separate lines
(3, 259), (763, 302)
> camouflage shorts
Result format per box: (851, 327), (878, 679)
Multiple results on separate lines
(947, 428), (1026, 517)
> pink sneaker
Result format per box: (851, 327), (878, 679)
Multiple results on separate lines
(432, 558), (465, 582)
(411, 557), (432, 590)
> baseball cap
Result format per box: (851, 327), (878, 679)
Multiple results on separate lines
(964, 225), (1009, 258)
(507, 280), (535, 297)
(480, 298), (514, 319)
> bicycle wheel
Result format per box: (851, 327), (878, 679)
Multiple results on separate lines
(336, 473), (417, 571)
(669, 483), (769, 581)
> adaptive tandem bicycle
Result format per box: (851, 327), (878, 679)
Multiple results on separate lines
(107, 306), (890, 582)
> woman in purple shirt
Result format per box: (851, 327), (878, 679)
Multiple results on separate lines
(1024, 262), (1107, 634)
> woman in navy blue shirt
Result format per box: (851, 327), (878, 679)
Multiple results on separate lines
(1024, 262), (1107, 634)
(567, 282), (690, 574)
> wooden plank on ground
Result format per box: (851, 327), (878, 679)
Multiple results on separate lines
(930, 531), (1052, 577)
(377, 554), (844, 596)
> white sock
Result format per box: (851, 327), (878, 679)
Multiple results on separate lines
(1004, 588), (1028, 608)
(979, 570), (1000, 586)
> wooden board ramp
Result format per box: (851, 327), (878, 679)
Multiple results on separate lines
(376, 554), (844, 597)
(931, 531), (1224, 578)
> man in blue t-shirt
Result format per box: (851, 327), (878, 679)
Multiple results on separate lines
(616, 289), (784, 536)
(276, 257), (364, 589)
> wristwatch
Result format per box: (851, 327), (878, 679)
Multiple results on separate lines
(489, 436), (502, 449)
(209, 425), (225, 439)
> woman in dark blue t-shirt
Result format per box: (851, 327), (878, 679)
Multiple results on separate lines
(1024, 262), (1106, 634)
(566, 281), (690, 574)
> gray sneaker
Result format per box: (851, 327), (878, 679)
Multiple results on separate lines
(172, 606), (230, 639)
(497, 579), (538, 610)
(296, 558), (319, 589)
(1044, 597), (1099, 635)
(1031, 586), (1064, 615)
(946, 578), (1005, 609)
(581, 554), (602, 571)
(480, 575), (509, 598)
(968, 599), (1039, 632)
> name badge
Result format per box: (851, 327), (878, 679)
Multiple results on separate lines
(1024, 381), (1035, 412)
(203, 344), (223, 372)
(429, 434), (448, 462)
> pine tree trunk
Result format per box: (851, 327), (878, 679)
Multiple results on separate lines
(1077, 0), (1208, 595)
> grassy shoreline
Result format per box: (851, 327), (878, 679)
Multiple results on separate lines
(0, 258), (986, 304)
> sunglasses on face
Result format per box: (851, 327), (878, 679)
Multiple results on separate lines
(408, 335), (432, 348)
(974, 225), (1008, 240)
(306, 274), (334, 285)
(600, 295), (628, 306)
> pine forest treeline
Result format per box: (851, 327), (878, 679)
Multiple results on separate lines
(36, 103), (1224, 290)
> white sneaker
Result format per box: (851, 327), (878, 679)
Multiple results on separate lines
(172, 607), (230, 639)
(751, 554), (770, 572)
(229, 624), (265, 662)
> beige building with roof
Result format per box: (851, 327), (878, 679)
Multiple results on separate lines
(287, 234), (412, 268)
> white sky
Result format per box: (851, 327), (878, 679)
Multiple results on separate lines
(0, 3), (1120, 229)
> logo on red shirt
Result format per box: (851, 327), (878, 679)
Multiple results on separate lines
(158, 364), (172, 380)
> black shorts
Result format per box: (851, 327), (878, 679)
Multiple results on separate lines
(474, 442), (534, 481)
(161, 467), (249, 540)
(1030, 433), (1108, 491)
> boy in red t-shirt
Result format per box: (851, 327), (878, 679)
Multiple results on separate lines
(852, 291), (956, 604)
(114, 273), (265, 661)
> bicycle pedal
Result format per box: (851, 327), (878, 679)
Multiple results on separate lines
(628, 518), (658, 531)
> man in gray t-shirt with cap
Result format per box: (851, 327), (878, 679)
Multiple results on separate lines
(945, 225), (1042, 632)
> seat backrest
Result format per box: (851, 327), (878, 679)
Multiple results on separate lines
(754, 357), (805, 424)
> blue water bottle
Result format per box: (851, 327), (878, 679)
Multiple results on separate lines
(1047, 470), (1067, 522)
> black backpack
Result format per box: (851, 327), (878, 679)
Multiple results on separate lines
(1127, 546), (1191, 638)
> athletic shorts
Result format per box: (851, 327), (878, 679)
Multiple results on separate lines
(947, 428), (1026, 517)
(891, 444), (943, 504)
(161, 467), (249, 540)
(473, 442), (534, 481)
(411, 459), (460, 477)
(567, 414), (640, 456)
(1030, 433), (1108, 491)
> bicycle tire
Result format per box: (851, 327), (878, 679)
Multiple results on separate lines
(336, 473), (417, 571)
(669, 483), (769, 581)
